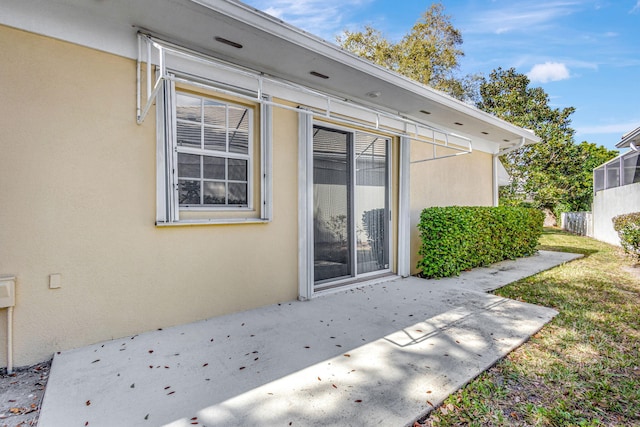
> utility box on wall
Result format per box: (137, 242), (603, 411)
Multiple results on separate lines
(0, 275), (16, 308)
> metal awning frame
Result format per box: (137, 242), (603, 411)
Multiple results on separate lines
(136, 33), (472, 161)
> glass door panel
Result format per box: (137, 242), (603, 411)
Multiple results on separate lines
(355, 134), (389, 274)
(313, 127), (352, 282)
(312, 125), (390, 286)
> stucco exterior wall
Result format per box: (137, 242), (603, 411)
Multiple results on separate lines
(408, 146), (494, 275)
(592, 183), (640, 246)
(0, 26), (300, 367)
(0, 24), (499, 367)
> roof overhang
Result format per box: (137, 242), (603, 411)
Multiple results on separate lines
(0, 0), (540, 150)
(616, 126), (640, 150)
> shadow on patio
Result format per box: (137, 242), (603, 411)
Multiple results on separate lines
(38, 250), (580, 427)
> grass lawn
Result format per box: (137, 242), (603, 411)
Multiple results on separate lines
(418, 228), (640, 426)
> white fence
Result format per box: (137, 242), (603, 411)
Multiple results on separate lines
(561, 211), (593, 237)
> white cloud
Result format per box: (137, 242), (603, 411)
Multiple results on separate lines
(527, 62), (571, 83)
(632, 1), (640, 13)
(577, 122), (640, 135)
(466, 1), (582, 34)
(246, 0), (372, 40)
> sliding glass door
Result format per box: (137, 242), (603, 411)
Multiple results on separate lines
(312, 125), (390, 287)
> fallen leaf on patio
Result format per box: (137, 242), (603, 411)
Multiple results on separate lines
(354, 399), (362, 403)
(130, 383), (135, 388)
(415, 330), (423, 333)
(203, 363), (208, 367)
(91, 359), (100, 363)
(317, 377), (321, 381)
(191, 417), (197, 421)
(148, 350), (153, 354)
(86, 400), (91, 406)
(239, 366), (246, 370)
(167, 391), (175, 395)
(343, 354), (351, 357)
(164, 386), (171, 390)
(332, 384), (337, 389)
(9, 408), (22, 414)
(85, 422), (89, 426)
(144, 414), (149, 420)
(426, 390), (432, 393)
(427, 400), (433, 406)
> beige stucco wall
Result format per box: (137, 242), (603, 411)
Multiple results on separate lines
(0, 24), (497, 367)
(408, 145), (494, 274)
(0, 25), (300, 367)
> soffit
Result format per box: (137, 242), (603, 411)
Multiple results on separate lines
(616, 126), (640, 149)
(1, 0), (538, 149)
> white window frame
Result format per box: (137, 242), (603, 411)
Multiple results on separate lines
(156, 76), (272, 226)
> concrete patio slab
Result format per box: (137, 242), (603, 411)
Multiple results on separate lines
(38, 250), (580, 427)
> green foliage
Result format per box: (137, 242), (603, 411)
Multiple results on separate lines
(336, 3), (481, 102)
(478, 68), (618, 215)
(417, 206), (543, 278)
(421, 229), (640, 426)
(612, 212), (640, 260)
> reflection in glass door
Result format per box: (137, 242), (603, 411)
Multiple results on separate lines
(312, 125), (389, 286)
(355, 133), (389, 274)
(313, 127), (351, 282)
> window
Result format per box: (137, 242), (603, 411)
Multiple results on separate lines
(157, 80), (271, 225)
(175, 92), (251, 208)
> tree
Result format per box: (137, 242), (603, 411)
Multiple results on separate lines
(337, 3), (480, 102)
(477, 68), (617, 215)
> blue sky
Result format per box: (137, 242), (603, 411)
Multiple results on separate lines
(243, 0), (640, 151)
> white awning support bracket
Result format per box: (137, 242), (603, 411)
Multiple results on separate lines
(135, 33), (472, 160)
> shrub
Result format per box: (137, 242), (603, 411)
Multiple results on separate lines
(612, 212), (640, 260)
(417, 206), (544, 278)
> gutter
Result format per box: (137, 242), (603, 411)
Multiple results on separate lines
(493, 137), (525, 206)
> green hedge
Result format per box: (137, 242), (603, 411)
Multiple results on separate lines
(612, 212), (640, 260)
(417, 206), (544, 278)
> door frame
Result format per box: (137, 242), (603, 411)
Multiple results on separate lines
(298, 113), (398, 299)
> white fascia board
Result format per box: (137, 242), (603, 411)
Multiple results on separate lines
(2, 0), (539, 145)
(185, 0), (542, 145)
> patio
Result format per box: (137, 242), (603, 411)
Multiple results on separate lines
(38, 250), (580, 427)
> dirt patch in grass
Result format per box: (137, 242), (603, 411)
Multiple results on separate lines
(416, 228), (640, 426)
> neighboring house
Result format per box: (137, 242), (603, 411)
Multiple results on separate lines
(593, 127), (640, 245)
(0, 0), (539, 368)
